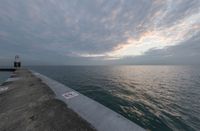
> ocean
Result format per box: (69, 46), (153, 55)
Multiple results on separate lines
(30, 65), (200, 131)
(0, 72), (10, 85)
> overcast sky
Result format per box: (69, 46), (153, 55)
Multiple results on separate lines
(0, 0), (200, 65)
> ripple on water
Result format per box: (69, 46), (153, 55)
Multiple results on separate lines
(30, 66), (200, 131)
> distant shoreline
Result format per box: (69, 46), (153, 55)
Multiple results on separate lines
(0, 68), (16, 72)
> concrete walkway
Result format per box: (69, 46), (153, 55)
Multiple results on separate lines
(32, 71), (145, 131)
(0, 70), (96, 131)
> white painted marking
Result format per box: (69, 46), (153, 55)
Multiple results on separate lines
(5, 77), (21, 82)
(62, 91), (79, 99)
(0, 87), (9, 92)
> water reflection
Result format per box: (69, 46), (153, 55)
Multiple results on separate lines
(30, 65), (200, 131)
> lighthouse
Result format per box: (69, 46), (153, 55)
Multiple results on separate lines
(14, 55), (21, 69)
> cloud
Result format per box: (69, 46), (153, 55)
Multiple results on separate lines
(0, 0), (199, 65)
(115, 32), (200, 65)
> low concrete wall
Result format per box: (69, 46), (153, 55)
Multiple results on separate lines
(32, 71), (145, 131)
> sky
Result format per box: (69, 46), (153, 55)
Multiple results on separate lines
(0, 0), (200, 65)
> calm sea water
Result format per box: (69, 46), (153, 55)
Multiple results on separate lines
(30, 66), (200, 131)
(0, 72), (10, 85)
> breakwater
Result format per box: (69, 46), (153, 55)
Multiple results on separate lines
(0, 69), (96, 131)
(0, 69), (145, 131)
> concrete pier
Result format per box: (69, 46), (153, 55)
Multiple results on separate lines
(0, 70), (96, 131)
(0, 69), (145, 131)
